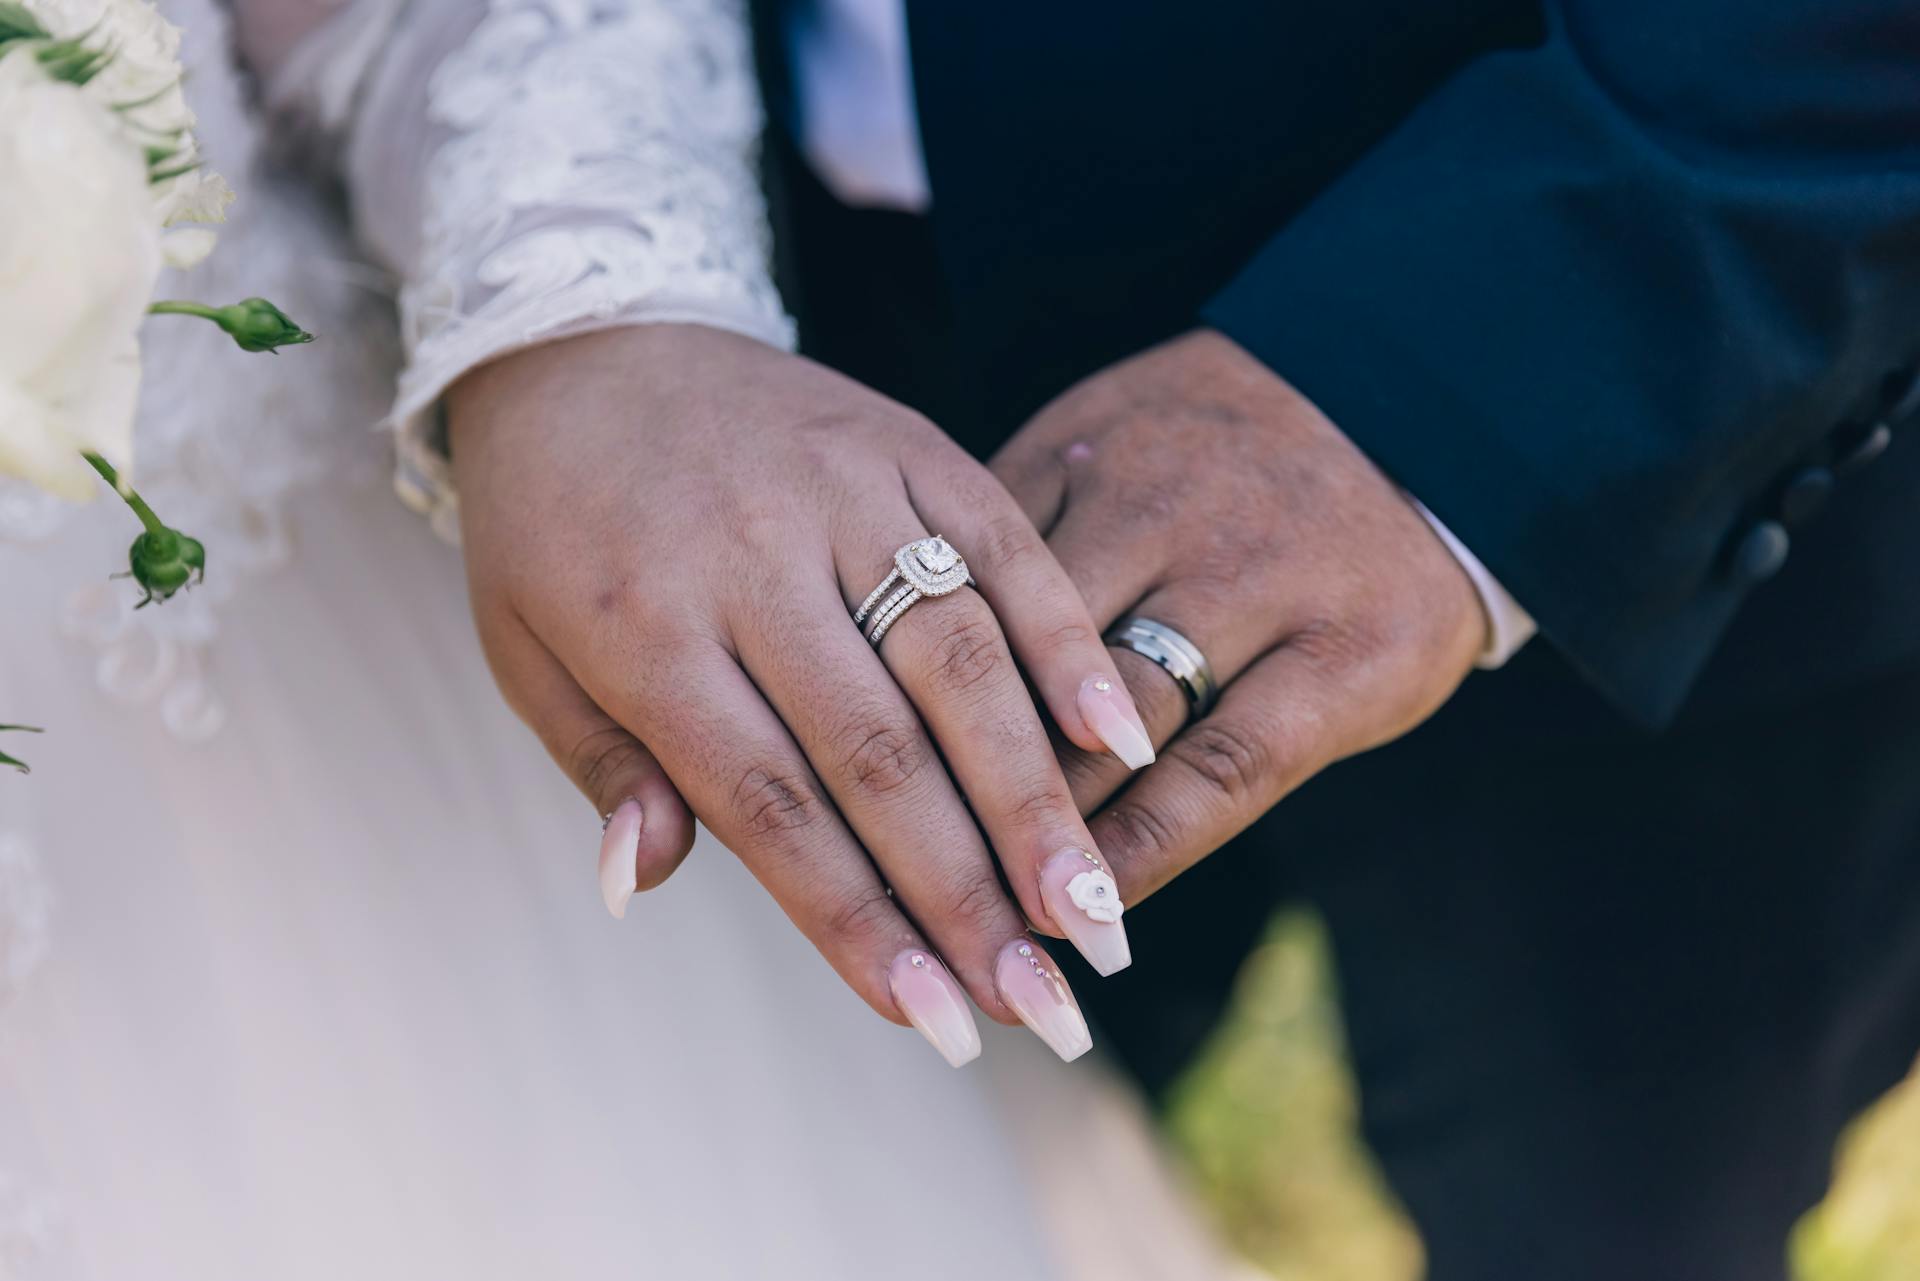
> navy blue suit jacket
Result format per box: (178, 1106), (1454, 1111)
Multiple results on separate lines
(773, 0), (1920, 728)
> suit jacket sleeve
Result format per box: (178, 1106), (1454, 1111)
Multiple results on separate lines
(1201, 0), (1920, 727)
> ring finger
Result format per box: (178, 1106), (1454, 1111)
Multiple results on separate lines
(1057, 581), (1283, 818)
(839, 517), (1135, 977)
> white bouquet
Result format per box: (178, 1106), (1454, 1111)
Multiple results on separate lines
(0, 0), (311, 773)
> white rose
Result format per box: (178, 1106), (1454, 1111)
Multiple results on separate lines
(1066, 869), (1124, 925)
(23, 0), (230, 237)
(159, 227), (218, 269)
(0, 47), (161, 500)
(26, 0), (194, 135)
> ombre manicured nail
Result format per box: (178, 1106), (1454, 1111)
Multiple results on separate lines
(1078, 675), (1154, 770)
(1040, 847), (1131, 976)
(889, 950), (981, 1068)
(598, 799), (642, 920)
(995, 938), (1092, 1062)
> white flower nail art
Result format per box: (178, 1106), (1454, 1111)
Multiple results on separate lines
(1065, 869), (1124, 924)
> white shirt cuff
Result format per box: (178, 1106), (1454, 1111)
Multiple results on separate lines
(1408, 498), (1537, 669)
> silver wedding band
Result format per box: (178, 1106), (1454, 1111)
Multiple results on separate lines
(854, 536), (974, 647)
(1105, 617), (1219, 719)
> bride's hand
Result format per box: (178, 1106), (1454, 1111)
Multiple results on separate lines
(447, 324), (1152, 1062)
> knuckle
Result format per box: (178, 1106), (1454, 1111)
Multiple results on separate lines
(1004, 781), (1073, 833)
(1032, 617), (1098, 657)
(839, 720), (931, 797)
(1170, 720), (1274, 805)
(730, 762), (828, 842)
(941, 871), (1016, 938)
(1101, 799), (1180, 875)
(566, 725), (647, 802)
(925, 611), (1007, 694)
(1287, 616), (1375, 679)
(1059, 740), (1115, 795)
(970, 511), (1039, 572)
(821, 884), (901, 946)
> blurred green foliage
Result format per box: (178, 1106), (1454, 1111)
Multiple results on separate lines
(1792, 1068), (1920, 1281)
(1167, 908), (1920, 1281)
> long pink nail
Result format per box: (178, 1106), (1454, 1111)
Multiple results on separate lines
(1078, 675), (1154, 769)
(995, 938), (1092, 1062)
(598, 799), (642, 920)
(889, 950), (982, 1068)
(1040, 847), (1131, 976)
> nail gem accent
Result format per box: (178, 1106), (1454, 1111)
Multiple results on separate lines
(598, 799), (642, 920)
(996, 938), (1092, 1062)
(1078, 674), (1155, 770)
(1040, 848), (1131, 976)
(889, 950), (981, 1068)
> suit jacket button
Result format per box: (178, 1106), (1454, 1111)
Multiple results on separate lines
(1732, 520), (1790, 585)
(1833, 421), (1893, 476)
(1778, 465), (1835, 526)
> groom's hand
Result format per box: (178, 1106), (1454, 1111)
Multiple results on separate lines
(448, 324), (1152, 1062)
(992, 329), (1485, 903)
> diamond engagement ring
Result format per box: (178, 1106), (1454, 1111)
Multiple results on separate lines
(1104, 616), (1219, 719)
(854, 537), (973, 646)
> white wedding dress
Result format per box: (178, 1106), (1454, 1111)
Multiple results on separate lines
(0, 1), (1259, 1278)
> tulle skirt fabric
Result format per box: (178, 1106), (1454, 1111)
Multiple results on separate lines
(0, 474), (1251, 1280)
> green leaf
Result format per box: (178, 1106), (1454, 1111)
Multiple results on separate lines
(36, 37), (114, 86)
(0, 2), (48, 43)
(0, 724), (43, 776)
(147, 159), (201, 184)
(113, 81), (180, 114)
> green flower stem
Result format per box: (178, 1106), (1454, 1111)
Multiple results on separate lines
(147, 300), (223, 323)
(82, 452), (165, 538)
(82, 452), (206, 606)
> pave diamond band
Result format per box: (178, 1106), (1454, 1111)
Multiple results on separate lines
(854, 537), (973, 647)
(1104, 617), (1219, 719)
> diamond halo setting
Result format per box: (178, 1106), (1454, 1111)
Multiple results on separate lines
(896, 537), (969, 597)
(853, 537), (975, 647)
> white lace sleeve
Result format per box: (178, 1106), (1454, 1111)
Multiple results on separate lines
(325, 0), (797, 539)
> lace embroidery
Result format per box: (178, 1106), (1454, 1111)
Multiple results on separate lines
(389, 0), (796, 540)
